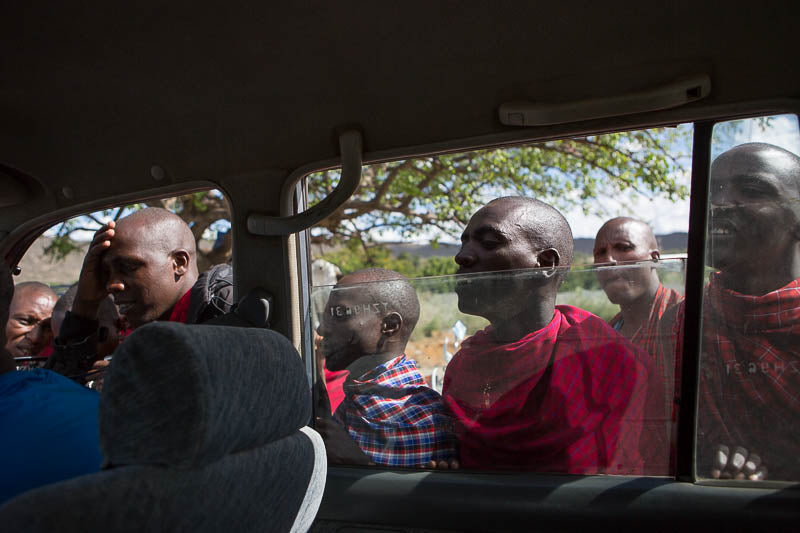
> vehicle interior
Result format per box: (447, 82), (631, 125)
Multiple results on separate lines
(2, 3), (799, 531)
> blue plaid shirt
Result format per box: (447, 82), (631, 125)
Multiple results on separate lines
(335, 354), (456, 467)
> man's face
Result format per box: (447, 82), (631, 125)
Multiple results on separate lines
(593, 220), (657, 305)
(101, 228), (182, 329)
(709, 147), (800, 276)
(5, 287), (56, 358)
(317, 285), (384, 371)
(454, 202), (543, 318)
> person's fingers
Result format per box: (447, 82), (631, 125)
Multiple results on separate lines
(719, 471), (733, 479)
(734, 472), (746, 480)
(711, 468), (722, 479)
(713, 444), (730, 471)
(423, 460), (436, 469)
(92, 359), (110, 369)
(743, 454), (761, 476)
(748, 466), (768, 481)
(730, 446), (748, 473)
(449, 458), (460, 470)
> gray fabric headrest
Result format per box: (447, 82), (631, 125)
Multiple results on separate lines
(99, 322), (309, 468)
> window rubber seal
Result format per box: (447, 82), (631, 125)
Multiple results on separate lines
(675, 120), (713, 482)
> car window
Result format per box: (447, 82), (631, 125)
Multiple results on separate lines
(306, 125), (692, 475)
(11, 189), (232, 371)
(696, 114), (800, 482)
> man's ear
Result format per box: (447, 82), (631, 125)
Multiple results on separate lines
(381, 312), (403, 337)
(172, 250), (191, 280)
(537, 248), (561, 272)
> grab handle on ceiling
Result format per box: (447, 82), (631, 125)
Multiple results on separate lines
(247, 129), (362, 236)
(498, 74), (711, 127)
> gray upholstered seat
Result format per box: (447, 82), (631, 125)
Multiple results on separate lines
(0, 322), (326, 533)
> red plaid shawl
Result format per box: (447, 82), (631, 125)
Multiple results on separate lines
(694, 274), (800, 478)
(610, 284), (683, 359)
(610, 284), (683, 474)
(335, 354), (456, 467)
(442, 305), (648, 474)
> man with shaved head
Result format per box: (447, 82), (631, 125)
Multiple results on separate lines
(666, 143), (800, 480)
(442, 197), (650, 474)
(594, 217), (682, 351)
(47, 207), (233, 380)
(593, 217), (683, 474)
(5, 281), (57, 361)
(316, 268), (455, 467)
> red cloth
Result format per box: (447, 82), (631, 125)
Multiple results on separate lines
(324, 366), (349, 414)
(168, 289), (192, 324)
(610, 284), (683, 358)
(687, 274), (800, 478)
(442, 305), (648, 474)
(610, 284), (683, 474)
(38, 346), (54, 358)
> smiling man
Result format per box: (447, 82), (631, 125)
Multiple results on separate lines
(442, 197), (651, 474)
(315, 268), (455, 467)
(46, 208), (233, 381)
(5, 282), (57, 360)
(667, 143), (800, 480)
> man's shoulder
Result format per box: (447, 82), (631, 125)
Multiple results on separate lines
(556, 304), (622, 337)
(0, 369), (98, 412)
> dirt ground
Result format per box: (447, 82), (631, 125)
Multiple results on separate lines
(406, 330), (456, 384)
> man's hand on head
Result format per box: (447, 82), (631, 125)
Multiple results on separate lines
(72, 222), (116, 320)
(711, 444), (767, 480)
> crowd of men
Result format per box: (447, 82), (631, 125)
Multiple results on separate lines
(1, 142), (797, 504)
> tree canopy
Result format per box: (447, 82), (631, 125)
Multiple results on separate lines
(308, 127), (690, 251)
(44, 126), (692, 273)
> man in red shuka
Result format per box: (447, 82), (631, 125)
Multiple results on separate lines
(663, 143), (800, 481)
(594, 217), (683, 474)
(442, 196), (650, 475)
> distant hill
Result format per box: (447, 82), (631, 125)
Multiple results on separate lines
(574, 232), (688, 255)
(384, 233), (688, 259)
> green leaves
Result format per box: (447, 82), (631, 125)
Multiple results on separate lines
(307, 126), (691, 250)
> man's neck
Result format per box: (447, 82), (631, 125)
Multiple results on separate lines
(720, 263), (800, 296)
(619, 277), (661, 330)
(489, 293), (556, 343)
(717, 246), (800, 296)
(345, 346), (406, 381)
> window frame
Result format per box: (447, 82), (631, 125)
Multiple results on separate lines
(299, 106), (800, 492)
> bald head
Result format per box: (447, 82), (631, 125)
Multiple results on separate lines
(490, 197), (574, 267)
(101, 207), (199, 328)
(5, 281), (57, 359)
(337, 268), (420, 338)
(595, 217), (658, 253)
(116, 208), (197, 269)
(709, 142), (800, 294)
(318, 268), (421, 371)
(455, 197), (574, 339)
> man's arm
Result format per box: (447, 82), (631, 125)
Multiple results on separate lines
(45, 222), (116, 381)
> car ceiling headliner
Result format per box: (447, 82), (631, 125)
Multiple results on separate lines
(1, 2), (798, 202)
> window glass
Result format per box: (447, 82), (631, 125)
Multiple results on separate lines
(697, 114), (800, 481)
(11, 190), (232, 376)
(307, 125), (693, 475)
